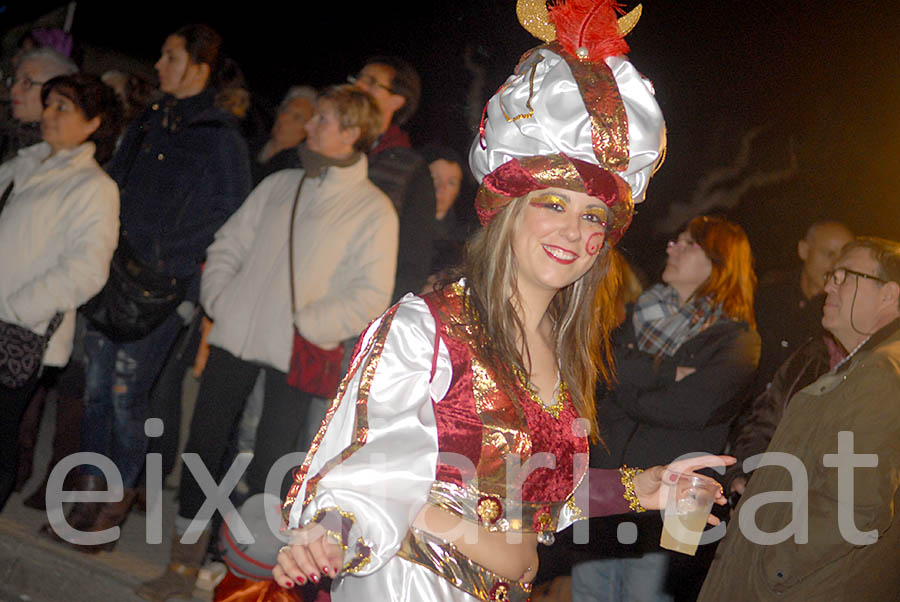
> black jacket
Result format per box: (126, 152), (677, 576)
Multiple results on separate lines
(108, 90), (251, 286)
(367, 134), (436, 301)
(753, 272), (824, 397)
(592, 306), (761, 469)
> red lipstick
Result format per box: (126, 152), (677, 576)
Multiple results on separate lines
(542, 244), (578, 265)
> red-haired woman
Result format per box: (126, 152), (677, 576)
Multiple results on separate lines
(574, 215), (760, 602)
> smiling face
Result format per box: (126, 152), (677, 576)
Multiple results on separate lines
(662, 230), (714, 302)
(511, 188), (608, 299)
(41, 89), (101, 156)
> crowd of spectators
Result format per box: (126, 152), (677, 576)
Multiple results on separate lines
(0, 19), (896, 602)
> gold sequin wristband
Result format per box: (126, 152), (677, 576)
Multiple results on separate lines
(309, 507), (355, 551)
(619, 466), (646, 513)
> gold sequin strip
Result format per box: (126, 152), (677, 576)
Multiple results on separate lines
(397, 528), (532, 601)
(309, 506), (356, 551)
(301, 305), (399, 509)
(498, 57), (543, 123)
(342, 537), (373, 574)
(550, 41), (630, 175)
(619, 466), (646, 513)
(428, 480), (574, 533)
(511, 364), (567, 419)
(283, 320), (384, 521)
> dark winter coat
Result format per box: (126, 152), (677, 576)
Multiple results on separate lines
(367, 125), (436, 301)
(592, 305), (761, 470)
(108, 89), (251, 286)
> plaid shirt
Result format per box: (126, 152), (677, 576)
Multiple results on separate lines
(632, 284), (723, 356)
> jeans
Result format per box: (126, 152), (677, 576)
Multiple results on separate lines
(80, 312), (185, 489)
(571, 552), (674, 602)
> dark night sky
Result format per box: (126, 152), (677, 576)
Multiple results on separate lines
(5, 0), (900, 278)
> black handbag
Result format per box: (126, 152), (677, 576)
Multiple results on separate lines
(80, 115), (190, 343)
(81, 237), (188, 342)
(0, 313), (64, 389)
(0, 180), (64, 388)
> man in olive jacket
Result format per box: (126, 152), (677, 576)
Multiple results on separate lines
(698, 237), (900, 601)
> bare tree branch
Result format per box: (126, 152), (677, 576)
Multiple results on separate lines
(655, 127), (799, 233)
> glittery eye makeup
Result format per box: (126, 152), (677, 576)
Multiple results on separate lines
(584, 208), (607, 225)
(528, 193), (567, 210)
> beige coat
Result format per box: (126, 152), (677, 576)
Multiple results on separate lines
(201, 159), (398, 373)
(0, 142), (118, 366)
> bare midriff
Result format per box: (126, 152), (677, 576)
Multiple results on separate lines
(412, 503), (539, 583)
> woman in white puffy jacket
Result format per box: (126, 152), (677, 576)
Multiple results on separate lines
(0, 73), (121, 511)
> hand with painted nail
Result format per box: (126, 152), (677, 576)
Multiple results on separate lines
(632, 454), (734, 525)
(272, 523), (343, 589)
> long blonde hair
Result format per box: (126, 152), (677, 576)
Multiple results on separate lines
(453, 194), (622, 441)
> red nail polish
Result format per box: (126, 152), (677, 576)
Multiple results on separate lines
(296, 575), (306, 585)
(311, 573), (320, 584)
(284, 580), (294, 588)
(322, 566), (329, 575)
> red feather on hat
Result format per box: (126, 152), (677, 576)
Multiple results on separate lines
(547, 0), (630, 61)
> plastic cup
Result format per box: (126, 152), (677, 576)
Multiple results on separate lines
(659, 472), (719, 556)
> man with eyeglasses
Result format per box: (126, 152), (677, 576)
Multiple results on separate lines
(348, 56), (436, 302)
(752, 221), (853, 395)
(700, 236), (900, 601)
(725, 221), (853, 498)
(2, 47), (77, 161)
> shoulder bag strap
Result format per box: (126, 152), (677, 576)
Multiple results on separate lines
(288, 173), (308, 320)
(44, 312), (64, 341)
(0, 180), (64, 340)
(0, 181), (14, 215)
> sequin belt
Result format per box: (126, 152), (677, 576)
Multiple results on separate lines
(428, 480), (575, 534)
(397, 527), (532, 602)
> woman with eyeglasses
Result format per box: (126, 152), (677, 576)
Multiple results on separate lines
(572, 214), (760, 602)
(0, 73), (122, 511)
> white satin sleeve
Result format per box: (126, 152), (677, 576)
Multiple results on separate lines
(286, 294), (452, 575)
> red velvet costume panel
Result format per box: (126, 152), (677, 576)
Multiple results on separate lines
(422, 286), (588, 505)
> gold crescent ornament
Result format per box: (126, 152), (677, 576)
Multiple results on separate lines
(517, 0), (558, 43)
(516, 1), (643, 42)
(617, 4), (642, 36)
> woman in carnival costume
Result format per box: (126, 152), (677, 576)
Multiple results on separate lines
(274, 2), (730, 600)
